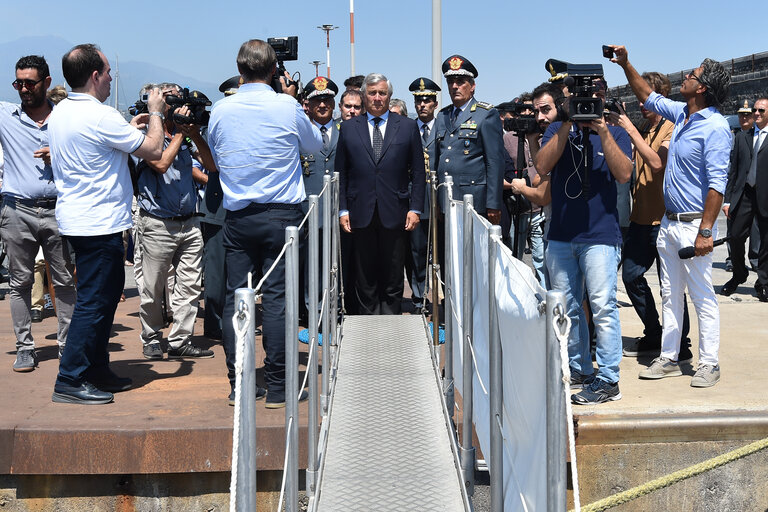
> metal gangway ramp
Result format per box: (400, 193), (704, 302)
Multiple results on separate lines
(314, 315), (469, 511)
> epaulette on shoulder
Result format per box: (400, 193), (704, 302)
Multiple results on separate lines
(336, 122), (341, 130)
(472, 101), (493, 111)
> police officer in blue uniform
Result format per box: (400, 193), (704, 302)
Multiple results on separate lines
(434, 55), (505, 224)
(406, 77), (440, 311)
(300, 76), (339, 314)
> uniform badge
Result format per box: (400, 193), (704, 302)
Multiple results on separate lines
(419, 78), (426, 91)
(449, 56), (463, 71)
(314, 77), (328, 91)
(464, 149), (470, 155)
(464, 140), (470, 148)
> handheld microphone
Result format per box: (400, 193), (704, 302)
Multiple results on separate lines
(678, 237), (729, 259)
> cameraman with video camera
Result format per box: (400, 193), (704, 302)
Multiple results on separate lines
(535, 60), (632, 406)
(135, 82), (217, 361)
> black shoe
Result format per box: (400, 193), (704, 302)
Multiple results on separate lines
(571, 378), (621, 405)
(265, 389), (309, 409)
(720, 275), (747, 296)
(228, 386), (267, 406)
(569, 371), (595, 389)
(91, 373), (133, 393)
(622, 333), (662, 357)
(756, 284), (768, 302)
(678, 344), (694, 365)
(143, 342), (164, 360)
(52, 382), (114, 404)
(255, 327), (263, 336)
(30, 309), (43, 323)
(168, 343), (214, 359)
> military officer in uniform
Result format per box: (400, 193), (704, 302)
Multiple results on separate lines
(406, 77), (440, 311)
(434, 55), (505, 224)
(300, 76), (340, 313)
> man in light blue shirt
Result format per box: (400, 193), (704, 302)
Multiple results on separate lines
(208, 39), (322, 407)
(611, 45), (731, 388)
(0, 55), (75, 373)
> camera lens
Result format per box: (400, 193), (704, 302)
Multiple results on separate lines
(577, 102), (595, 115)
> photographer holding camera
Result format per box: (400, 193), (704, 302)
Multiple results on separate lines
(535, 61), (632, 406)
(208, 39), (322, 407)
(135, 83), (217, 361)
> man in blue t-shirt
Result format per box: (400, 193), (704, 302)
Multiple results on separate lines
(535, 96), (632, 405)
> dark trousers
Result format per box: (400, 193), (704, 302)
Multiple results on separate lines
(622, 222), (690, 340)
(56, 233), (125, 387)
(202, 222), (226, 336)
(405, 219), (430, 305)
(221, 204), (303, 397)
(730, 185), (768, 286)
(352, 208), (406, 315)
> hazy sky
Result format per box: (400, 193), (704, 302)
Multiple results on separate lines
(1, 0), (764, 109)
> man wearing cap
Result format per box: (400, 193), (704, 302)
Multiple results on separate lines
(434, 55), (505, 224)
(208, 39), (322, 407)
(0, 55), (76, 372)
(611, 45), (732, 388)
(405, 77), (440, 311)
(300, 76), (339, 312)
(336, 73), (425, 315)
(722, 97), (768, 302)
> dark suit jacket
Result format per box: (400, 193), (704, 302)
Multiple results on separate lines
(336, 113), (426, 230)
(433, 98), (505, 213)
(301, 121), (340, 228)
(726, 127), (768, 217)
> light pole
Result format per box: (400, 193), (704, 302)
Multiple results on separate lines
(317, 24), (339, 79)
(309, 61), (324, 77)
(349, 0), (356, 76)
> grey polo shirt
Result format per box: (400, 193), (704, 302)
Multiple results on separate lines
(0, 100), (58, 199)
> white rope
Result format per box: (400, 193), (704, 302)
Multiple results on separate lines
(276, 416), (295, 512)
(553, 306), (580, 511)
(316, 295), (327, 331)
(254, 240), (291, 294)
(466, 334), (489, 396)
(229, 299), (252, 512)
(297, 202), (314, 231)
(298, 331), (318, 397)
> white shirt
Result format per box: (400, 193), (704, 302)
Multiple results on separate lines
(48, 92), (144, 236)
(366, 111), (389, 141)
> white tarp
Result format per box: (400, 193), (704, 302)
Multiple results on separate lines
(448, 201), (547, 512)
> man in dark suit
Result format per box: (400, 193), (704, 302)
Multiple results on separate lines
(336, 73), (426, 315)
(404, 77), (440, 312)
(721, 97), (768, 301)
(434, 55), (505, 224)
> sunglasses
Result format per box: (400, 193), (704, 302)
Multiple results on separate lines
(12, 78), (44, 90)
(685, 72), (701, 83)
(752, 108), (766, 114)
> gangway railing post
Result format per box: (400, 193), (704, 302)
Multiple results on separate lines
(330, 173), (340, 347)
(430, 170), (440, 352)
(443, 175), (455, 419)
(306, 196), (320, 497)
(321, 175), (331, 414)
(546, 290), (567, 512)
(488, 225), (503, 512)
(460, 194), (475, 497)
(233, 287), (257, 512)
(285, 226), (300, 512)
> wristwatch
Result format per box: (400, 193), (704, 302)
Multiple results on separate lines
(149, 111), (165, 120)
(698, 228), (712, 238)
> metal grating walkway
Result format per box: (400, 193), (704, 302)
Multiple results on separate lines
(315, 315), (467, 512)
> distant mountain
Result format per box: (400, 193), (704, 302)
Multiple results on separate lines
(0, 36), (220, 110)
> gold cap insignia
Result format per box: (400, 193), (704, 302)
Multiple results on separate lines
(449, 57), (463, 71)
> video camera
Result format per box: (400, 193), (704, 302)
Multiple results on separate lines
(164, 88), (212, 126)
(268, 36), (300, 94)
(502, 100), (538, 135)
(128, 97), (148, 117)
(603, 97), (625, 117)
(545, 59), (605, 122)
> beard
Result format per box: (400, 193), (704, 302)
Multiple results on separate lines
(21, 90), (46, 109)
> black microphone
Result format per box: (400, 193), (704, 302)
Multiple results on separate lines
(678, 237), (729, 259)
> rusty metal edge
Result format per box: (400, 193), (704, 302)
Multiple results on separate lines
(575, 410), (768, 445)
(2, 424), (309, 475)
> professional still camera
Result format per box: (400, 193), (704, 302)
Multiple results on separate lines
(268, 36), (300, 94)
(545, 59), (605, 122)
(164, 88), (212, 126)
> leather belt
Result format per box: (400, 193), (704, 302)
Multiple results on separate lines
(665, 211), (703, 222)
(140, 209), (195, 222)
(9, 197), (57, 209)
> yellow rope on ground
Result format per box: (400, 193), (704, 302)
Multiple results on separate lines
(571, 436), (768, 512)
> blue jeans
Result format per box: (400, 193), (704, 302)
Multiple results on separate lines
(56, 233), (125, 387)
(546, 240), (622, 384)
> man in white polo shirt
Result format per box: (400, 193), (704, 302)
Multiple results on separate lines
(48, 43), (164, 404)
